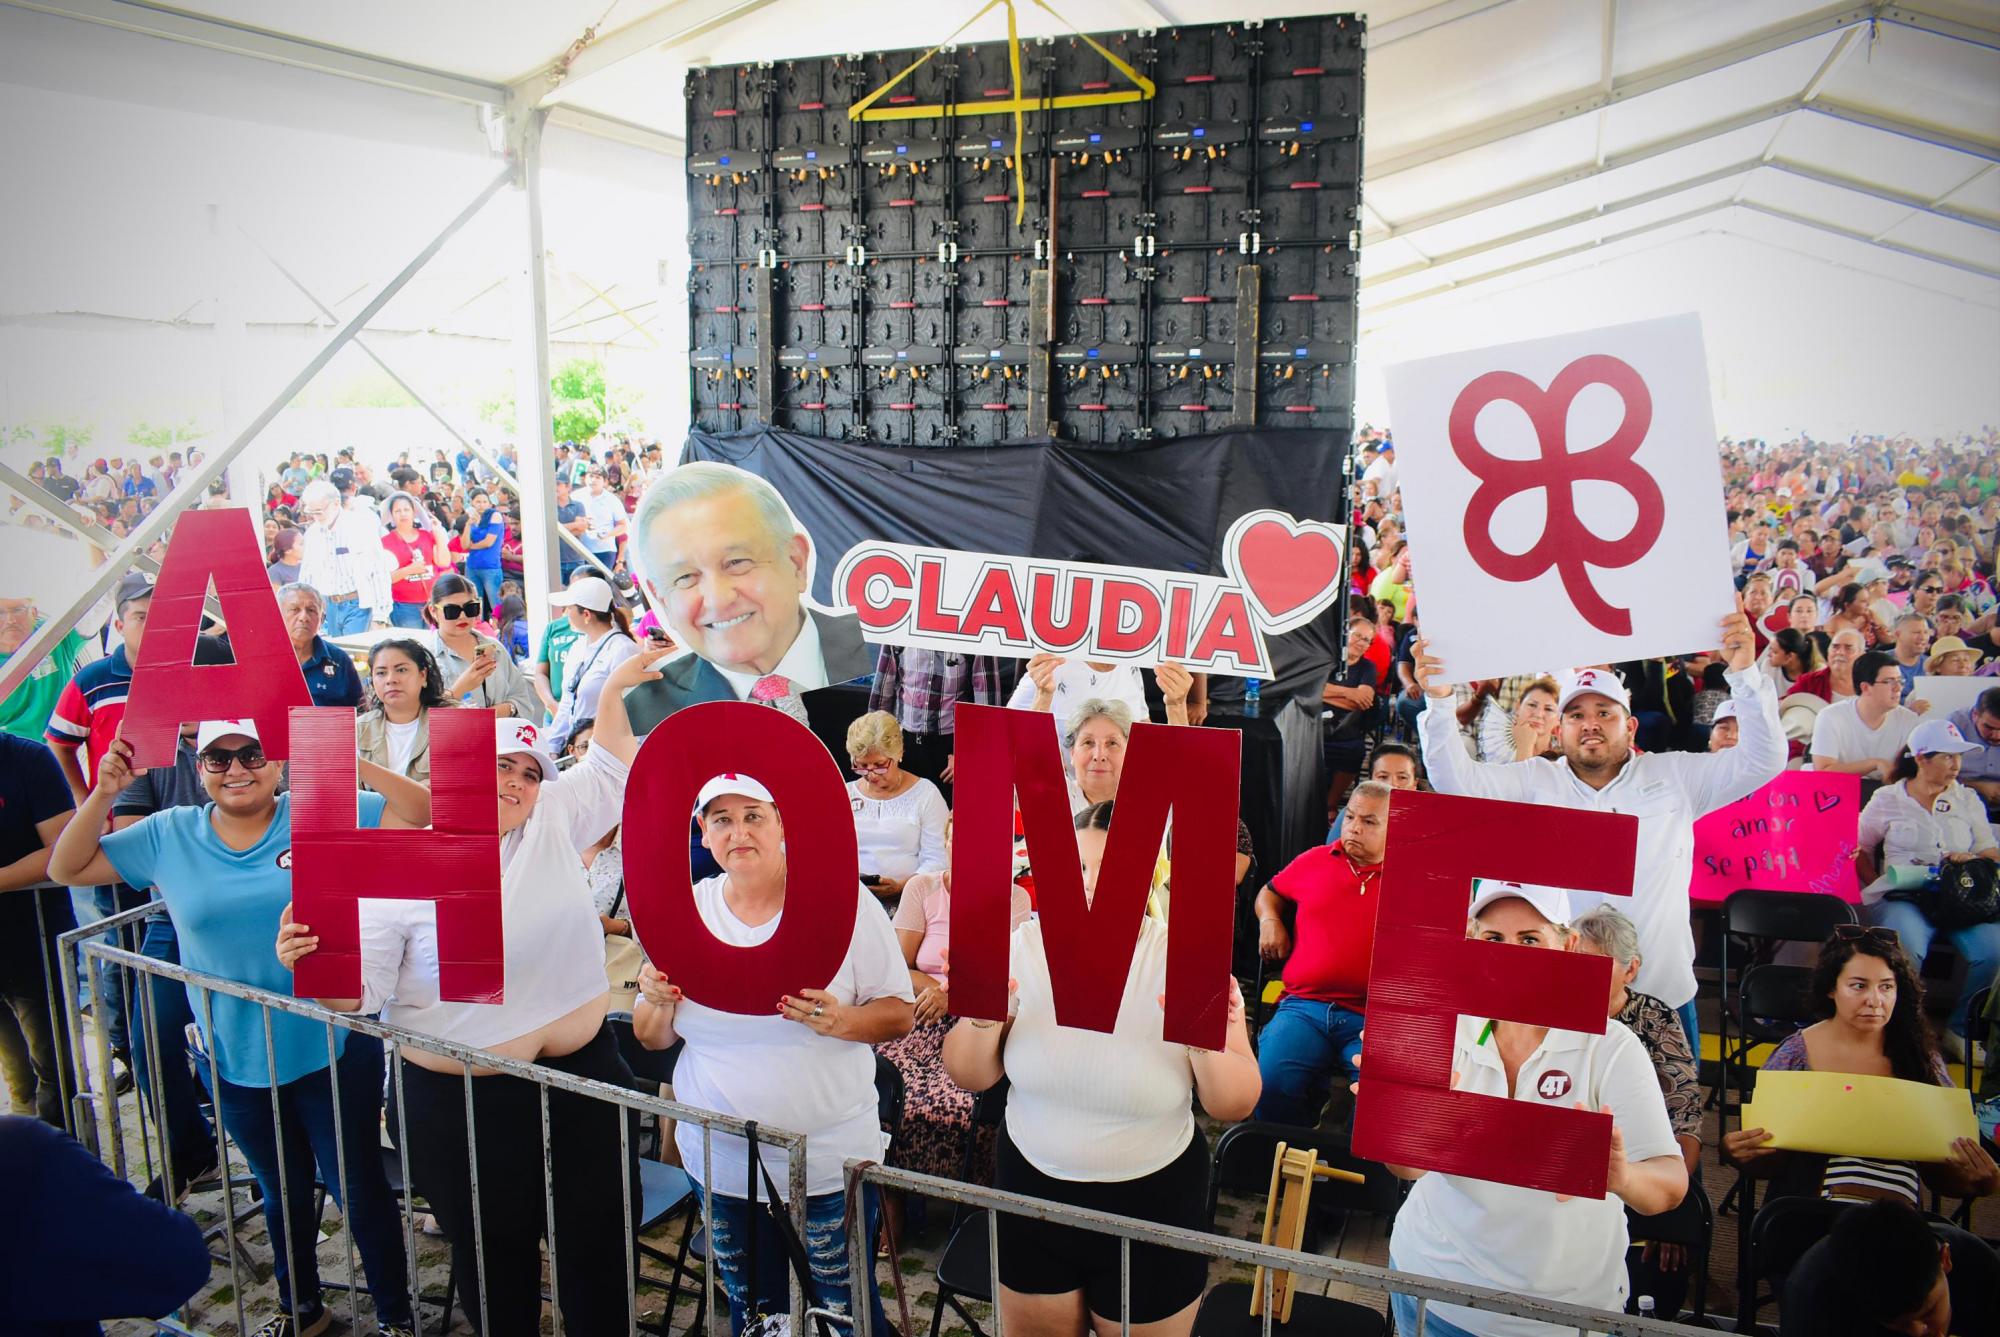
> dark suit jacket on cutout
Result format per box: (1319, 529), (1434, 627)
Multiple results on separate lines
(623, 608), (874, 736)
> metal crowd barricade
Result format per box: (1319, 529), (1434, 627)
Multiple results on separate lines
(842, 1161), (1700, 1337)
(56, 901), (814, 1337)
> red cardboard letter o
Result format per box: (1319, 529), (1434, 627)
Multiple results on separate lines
(621, 700), (859, 1014)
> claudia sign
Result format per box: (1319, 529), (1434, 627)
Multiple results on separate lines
(832, 510), (1346, 676)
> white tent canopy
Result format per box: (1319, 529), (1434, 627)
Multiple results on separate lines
(3, 0), (1996, 440)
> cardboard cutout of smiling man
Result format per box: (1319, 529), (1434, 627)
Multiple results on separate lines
(622, 461), (874, 733)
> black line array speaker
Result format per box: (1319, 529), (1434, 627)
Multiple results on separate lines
(687, 14), (1363, 446)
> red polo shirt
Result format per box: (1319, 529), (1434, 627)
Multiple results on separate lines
(1269, 841), (1382, 1012)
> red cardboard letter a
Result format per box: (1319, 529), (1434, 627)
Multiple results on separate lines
(122, 508), (313, 766)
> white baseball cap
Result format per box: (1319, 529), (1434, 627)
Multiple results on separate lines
(195, 719), (262, 752)
(1908, 718), (1981, 757)
(1556, 668), (1631, 713)
(695, 772), (777, 816)
(549, 575), (614, 612)
(1712, 700), (1740, 724)
(1851, 561), (1890, 586)
(495, 718), (560, 777)
(1468, 879), (1574, 927)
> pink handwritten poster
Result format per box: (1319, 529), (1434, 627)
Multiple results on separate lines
(1690, 771), (1861, 906)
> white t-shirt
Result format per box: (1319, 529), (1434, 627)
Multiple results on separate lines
(353, 743), (625, 1050)
(1857, 780), (1998, 904)
(1362, 453), (1399, 500)
(385, 717), (422, 776)
(1389, 1014), (1680, 1337)
(1808, 699), (1918, 766)
(672, 878), (914, 1200)
(1002, 918), (1196, 1182)
(847, 777), (949, 881)
(1005, 660), (1150, 744)
(582, 489), (625, 555)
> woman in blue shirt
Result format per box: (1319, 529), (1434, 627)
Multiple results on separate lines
(52, 719), (425, 1337)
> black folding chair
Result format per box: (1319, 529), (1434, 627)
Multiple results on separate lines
(928, 1079), (1009, 1337)
(1192, 1282), (1386, 1336)
(1715, 890), (1854, 1117)
(1739, 1194), (1850, 1332)
(1623, 1177), (1714, 1324)
(1205, 1121), (1402, 1240)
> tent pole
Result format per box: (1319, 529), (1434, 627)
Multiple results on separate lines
(0, 163), (516, 705)
(510, 106), (563, 639)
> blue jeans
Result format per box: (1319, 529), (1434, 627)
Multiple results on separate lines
(1391, 1291), (1484, 1337)
(210, 1032), (412, 1325)
(388, 602), (427, 629)
(1867, 897), (2000, 1037)
(1254, 996), (1367, 1126)
(1395, 691), (1425, 740)
(1675, 998), (1700, 1061)
(128, 917), (213, 1174)
(468, 566), (506, 616)
(323, 598), (371, 637)
(704, 1185), (887, 1337)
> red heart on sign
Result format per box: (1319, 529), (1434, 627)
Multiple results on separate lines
(1227, 512), (1344, 631)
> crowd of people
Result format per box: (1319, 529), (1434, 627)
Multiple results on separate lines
(1, 425), (1997, 1336)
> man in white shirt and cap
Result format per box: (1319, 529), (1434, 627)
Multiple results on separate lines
(296, 478), (389, 636)
(1412, 604), (1784, 1055)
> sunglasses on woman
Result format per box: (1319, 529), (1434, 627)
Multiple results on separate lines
(199, 744), (270, 774)
(1831, 924), (1899, 949)
(435, 600), (482, 622)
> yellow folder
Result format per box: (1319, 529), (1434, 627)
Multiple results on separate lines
(1743, 1069), (1977, 1162)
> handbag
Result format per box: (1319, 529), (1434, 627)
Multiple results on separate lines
(603, 886), (644, 1011)
(1889, 858), (2000, 931)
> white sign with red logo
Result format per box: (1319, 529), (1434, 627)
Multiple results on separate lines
(830, 510), (1346, 677)
(1383, 313), (1735, 683)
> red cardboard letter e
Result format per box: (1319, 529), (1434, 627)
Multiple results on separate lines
(1351, 789), (1636, 1198)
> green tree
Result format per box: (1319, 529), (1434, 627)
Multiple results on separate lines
(550, 358), (629, 443)
(128, 418), (207, 450)
(38, 422), (94, 458)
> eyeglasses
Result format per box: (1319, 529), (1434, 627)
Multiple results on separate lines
(1831, 924), (1899, 949)
(199, 745), (269, 774)
(1917, 585), (1943, 594)
(435, 600), (481, 621)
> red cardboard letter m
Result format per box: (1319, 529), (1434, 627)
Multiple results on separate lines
(290, 708), (504, 1002)
(1352, 789), (1637, 1198)
(949, 702), (1238, 1051)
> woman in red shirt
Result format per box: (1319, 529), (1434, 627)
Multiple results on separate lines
(380, 493), (448, 630)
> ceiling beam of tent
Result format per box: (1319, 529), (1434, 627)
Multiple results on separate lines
(1363, 98), (1801, 244)
(1364, 152), (2000, 289)
(1805, 99), (2000, 163)
(1366, 0), (1521, 49)
(2, 0), (507, 104)
(511, 108), (562, 635)
(1364, 201), (1738, 314)
(1362, 159), (1760, 287)
(1767, 159), (2000, 234)
(525, 0), (789, 109)
(1735, 199), (2000, 280)
(0, 0), (686, 155)
(1877, 2), (2000, 52)
(0, 163), (516, 706)
(236, 229), (636, 602)
(1877, 161), (1999, 239)
(1362, 194), (2000, 322)
(1367, 2), (1876, 178)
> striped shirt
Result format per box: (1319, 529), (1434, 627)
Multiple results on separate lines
(46, 638), (230, 785)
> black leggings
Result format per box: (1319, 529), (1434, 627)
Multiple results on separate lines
(995, 1127), (1212, 1324)
(399, 1025), (641, 1337)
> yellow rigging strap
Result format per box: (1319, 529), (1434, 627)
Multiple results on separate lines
(848, 0), (1156, 226)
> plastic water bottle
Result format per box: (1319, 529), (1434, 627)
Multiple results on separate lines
(1637, 1297), (1656, 1320)
(1243, 677), (1261, 717)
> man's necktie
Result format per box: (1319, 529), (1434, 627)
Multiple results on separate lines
(750, 673), (810, 725)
